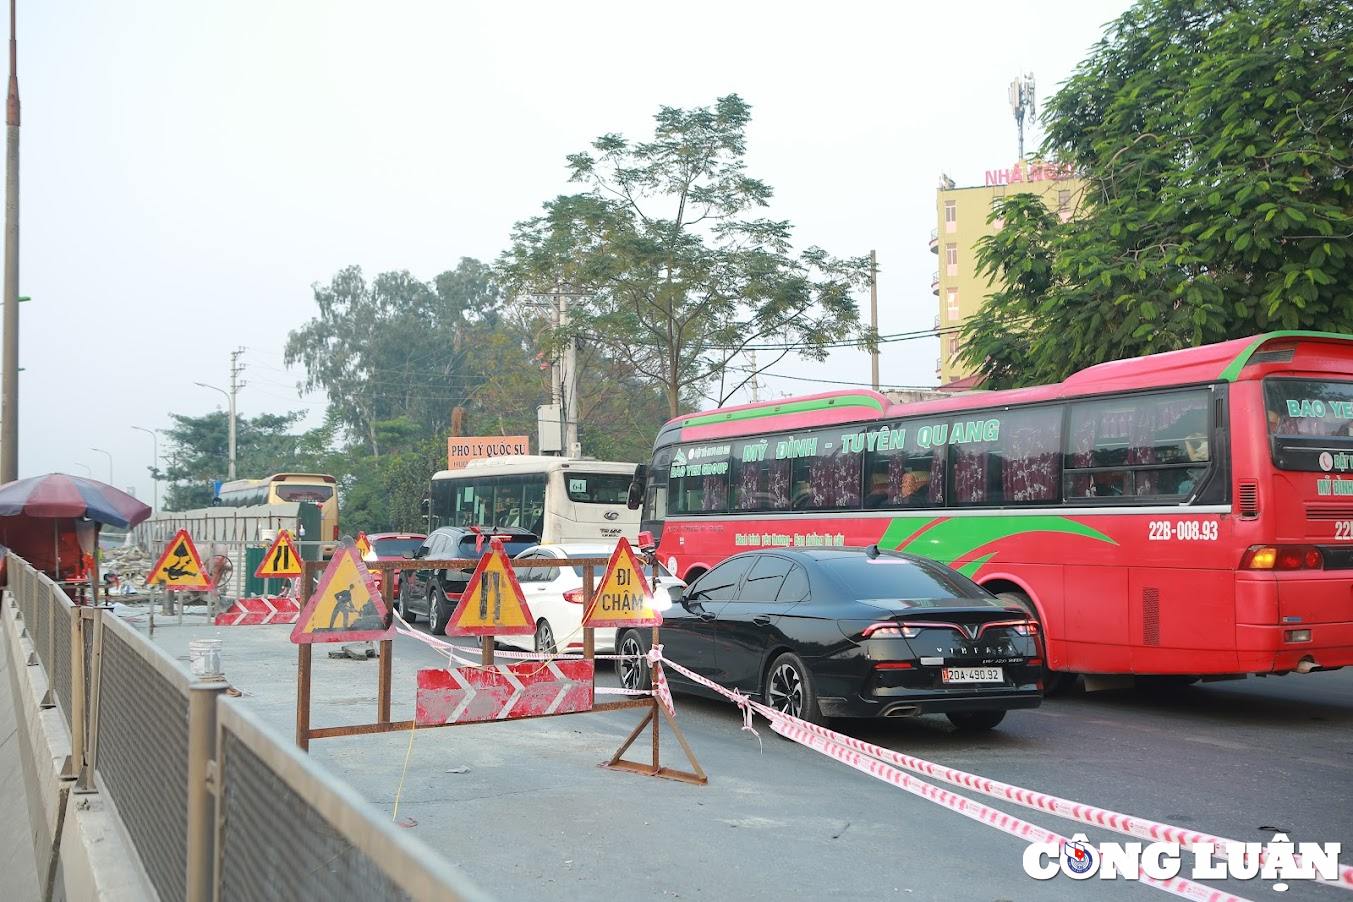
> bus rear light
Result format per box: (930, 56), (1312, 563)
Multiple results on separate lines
(1240, 545), (1324, 570)
(332, 525), (339, 540)
(1285, 629), (1312, 643)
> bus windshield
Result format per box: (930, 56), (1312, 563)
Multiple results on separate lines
(564, 473), (633, 504)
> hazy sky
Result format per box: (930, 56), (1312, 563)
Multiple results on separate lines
(13, 0), (1133, 504)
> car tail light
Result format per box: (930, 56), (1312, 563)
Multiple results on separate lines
(563, 588), (585, 605)
(1240, 545), (1324, 570)
(862, 622), (921, 639)
(977, 619), (1039, 637)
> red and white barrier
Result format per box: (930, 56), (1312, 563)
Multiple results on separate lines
(213, 596), (301, 626)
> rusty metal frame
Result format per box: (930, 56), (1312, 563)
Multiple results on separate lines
(293, 556), (706, 783)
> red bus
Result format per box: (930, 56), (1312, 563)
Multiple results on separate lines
(636, 331), (1353, 691)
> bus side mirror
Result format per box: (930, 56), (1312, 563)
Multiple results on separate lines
(627, 464), (647, 510)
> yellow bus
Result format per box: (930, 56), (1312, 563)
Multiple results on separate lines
(217, 473), (340, 557)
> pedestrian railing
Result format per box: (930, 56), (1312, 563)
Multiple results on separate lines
(3, 551), (491, 902)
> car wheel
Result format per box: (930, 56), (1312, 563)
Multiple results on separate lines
(616, 630), (650, 691)
(535, 619), (557, 655)
(994, 590), (1075, 696)
(764, 652), (823, 725)
(945, 710), (1007, 731)
(398, 583), (417, 624)
(428, 587), (446, 636)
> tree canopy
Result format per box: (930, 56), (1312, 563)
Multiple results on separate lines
(499, 94), (875, 417)
(961, 0), (1352, 387)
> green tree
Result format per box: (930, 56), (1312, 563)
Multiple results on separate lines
(499, 94), (874, 418)
(962, 0), (1352, 385)
(159, 411), (318, 510)
(284, 259), (507, 455)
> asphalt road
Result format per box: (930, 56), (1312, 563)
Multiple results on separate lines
(132, 604), (1353, 902)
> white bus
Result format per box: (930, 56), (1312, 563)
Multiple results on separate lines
(427, 456), (641, 543)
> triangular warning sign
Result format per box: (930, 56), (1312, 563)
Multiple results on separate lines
(355, 531), (372, 558)
(146, 529), (213, 590)
(255, 529), (304, 579)
(582, 537), (662, 628)
(290, 538), (394, 644)
(447, 537), (535, 636)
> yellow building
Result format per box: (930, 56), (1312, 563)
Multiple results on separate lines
(930, 161), (1087, 387)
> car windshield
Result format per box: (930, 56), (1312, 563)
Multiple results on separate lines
(371, 537), (423, 558)
(457, 535), (538, 558)
(818, 555), (988, 604)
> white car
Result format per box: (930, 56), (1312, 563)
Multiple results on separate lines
(502, 543), (683, 655)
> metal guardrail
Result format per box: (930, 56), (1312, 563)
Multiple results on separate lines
(4, 552), (491, 902)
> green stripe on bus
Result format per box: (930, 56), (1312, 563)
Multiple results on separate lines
(958, 553), (996, 580)
(679, 394), (887, 428)
(1218, 330), (1352, 382)
(878, 514), (1116, 567)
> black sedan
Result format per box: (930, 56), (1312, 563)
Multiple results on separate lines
(616, 546), (1042, 730)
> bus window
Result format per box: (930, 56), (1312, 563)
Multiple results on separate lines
(1065, 390), (1210, 500)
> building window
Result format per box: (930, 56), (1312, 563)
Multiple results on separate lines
(1058, 189), (1071, 210)
(945, 243), (958, 276)
(946, 288), (959, 320)
(948, 335), (959, 357)
(944, 200), (957, 233)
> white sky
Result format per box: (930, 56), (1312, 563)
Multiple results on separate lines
(13, 0), (1132, 504)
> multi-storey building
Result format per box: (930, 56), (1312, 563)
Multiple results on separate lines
(930, 160), (1087, 387)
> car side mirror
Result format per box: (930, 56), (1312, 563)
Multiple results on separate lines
(664, 584), (685, 607)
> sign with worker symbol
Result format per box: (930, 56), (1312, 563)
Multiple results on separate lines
(255, 529), (304, 579)
(447, 536), (535, 636)
(354, 531), (372, 558)
(290, 537), (394, 644)
(582, 537), (662, 628)
(146, 529), (213, 590)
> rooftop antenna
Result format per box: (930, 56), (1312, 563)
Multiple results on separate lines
(1009, 72), (1035, 161)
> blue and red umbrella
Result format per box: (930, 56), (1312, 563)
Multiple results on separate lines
(0, 473), (152, 529)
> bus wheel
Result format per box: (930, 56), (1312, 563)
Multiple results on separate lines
(616, 631), (650, 691)
(994, 591), (1075, 696)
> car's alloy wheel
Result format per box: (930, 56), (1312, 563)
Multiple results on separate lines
(428, 588), (446, 636)
(945, 710), (1007, 731)
(616, 631), (650, 691)
(535, 620), (556, 655)
(765, 652), (822, 725)
(398, 585), (417, 624)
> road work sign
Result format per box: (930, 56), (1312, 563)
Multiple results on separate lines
(447, 537), (535, 636)
(291, 538), (393, 644)
(146, 529), (213, 590)
(582, 537), (662, 628)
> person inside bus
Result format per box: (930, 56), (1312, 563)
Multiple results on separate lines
(1090, 472), (1125, 496)
(1175, 433), (1209, 495)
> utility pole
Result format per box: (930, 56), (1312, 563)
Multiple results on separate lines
(1, 0), (19, 483)
(869, 250), (879, 392)
(227, 348), (244, 479)
(552, 287), (580, 458)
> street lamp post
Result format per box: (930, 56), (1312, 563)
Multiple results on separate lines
(195, 382), (236, 480)
(73, 462), (91, 477)
(132, 425), (158, 512)
(90, 447), (112, 484)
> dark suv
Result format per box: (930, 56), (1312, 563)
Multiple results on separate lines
(398, 527), (540, 635)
